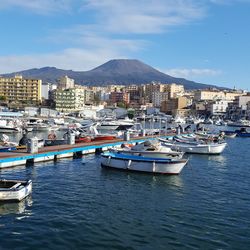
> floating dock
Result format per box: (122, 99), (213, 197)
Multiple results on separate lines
(0, 135), (174, 169)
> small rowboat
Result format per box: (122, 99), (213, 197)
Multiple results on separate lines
(0, 179), (32, 201)
(159, 138), (227, 155)
(101, 152), (188, 175)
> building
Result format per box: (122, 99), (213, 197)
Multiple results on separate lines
(84, 89), (95, 104)
(55, 87), (85, 112)
(144, 82), (165, 102)
(125, 85), (140, 103)
(152, 91), (168, 107)
(58, 75), (75, 89)
(194, 89), (242, 101)
(110, 91), (130, 105)
(0, 75), (42, 106)
(165, 83), (184, 98)
(227, 94), (250, 120)
(206, 100), (232, 115)
(161, 96), (188, 115)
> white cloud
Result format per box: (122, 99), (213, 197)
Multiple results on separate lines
(0, 0), (73, 14)
(164, 68), (222, 78)
(82, 0), (206, 34)
(0, 48), (124, 73)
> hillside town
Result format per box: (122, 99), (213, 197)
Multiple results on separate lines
(0, 74), (249, 121)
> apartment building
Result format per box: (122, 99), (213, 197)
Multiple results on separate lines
(194, 89), (242, 101)
(110, 91), (130, 104)
(161, 96), (188, 115)
(152, 91), (168, 107)
(57, 75), (75, 89)
(55, 87), (85, 112)
(165, 83), (184, 98)
(0, 75), (42, 105)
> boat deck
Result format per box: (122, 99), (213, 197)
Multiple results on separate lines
(0, 134), (175, 168)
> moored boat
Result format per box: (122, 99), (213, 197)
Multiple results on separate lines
(0, 179), (32, 201)
(101, 152), (188, 174)
(221, 128), (250, 137)
(111, 140), (184, 159)
(159, 138), (227, 155)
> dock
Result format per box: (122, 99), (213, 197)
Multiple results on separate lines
(0, 135), (174, 169)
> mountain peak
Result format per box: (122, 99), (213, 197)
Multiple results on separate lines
(91, 59), (159, 75)
(1, 59), (216, 89)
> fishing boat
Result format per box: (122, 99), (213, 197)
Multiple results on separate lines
(227, 120), (250, 127)
(0, 179), (32, 201)
(159, 138), (227, 154)
(220, 131), (237, 138)
(0, 146), (17, 152)
(234, 128), (250, 137)
(221, 128), (250, 137)
(111, 140), (184, 159)
(101, 152), (188, 174)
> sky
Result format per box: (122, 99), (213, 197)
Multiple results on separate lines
(0, 0), (250, 89)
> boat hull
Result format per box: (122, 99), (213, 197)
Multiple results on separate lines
(101, 153), (187, 174)
(91, 135), (116, 141)
(0, 128), (20, 133)
(161, 141), (227, 154)
(97, 125), (119, 130)
(0, 180), (32, 201)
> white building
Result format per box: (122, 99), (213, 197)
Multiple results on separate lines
(207, 100), (232, 115)
(58, 75), (75, 89)
(152, 92), (168, 107)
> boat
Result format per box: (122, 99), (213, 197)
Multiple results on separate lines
(44, 139), (67, 146)
(0, 146), (17, 152)
(0, 179), (32, 201)
(234, 128), (250, 137)
(219, 131), (237, 138)
(221, 128), (250, 137)
(224, 133), (237, 138)
(25, 118), (50, 132)
(97, 118), (134, 131)
(75, 136), (92, 143)
(91, 135), (117, 141)
(101, 152), (188, 174)
(0, 119), (21, 133)
(227, 120), (250, 127)
(111, 140), (184, 159)
(159, 138), (227, 155)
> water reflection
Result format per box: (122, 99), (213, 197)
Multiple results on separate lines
(101, 167), (184, 188)
(0, 196), (32, 216)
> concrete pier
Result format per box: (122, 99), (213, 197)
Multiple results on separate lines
(0, 134), (175, 169)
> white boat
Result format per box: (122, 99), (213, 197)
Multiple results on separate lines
(159, 138), (227, 155)
(98, 118), (134, 131)
(97, 121), (119, 130)
(0, 119), (21, 133)
(101, 152), (188, 174)
(112, 140), (184, 159)
(0, 179), (32, 201)
(25, 118), (50, 132)
(227, 120), (250, 127)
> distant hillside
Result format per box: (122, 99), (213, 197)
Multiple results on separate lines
(2, 59), (218, 89)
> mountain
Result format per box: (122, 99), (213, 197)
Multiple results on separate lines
(1, 59), (217, 89)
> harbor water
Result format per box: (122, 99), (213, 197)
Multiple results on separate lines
(0, 130), (250, 249)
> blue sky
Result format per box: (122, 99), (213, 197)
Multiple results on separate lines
(0, 0), (249, 89)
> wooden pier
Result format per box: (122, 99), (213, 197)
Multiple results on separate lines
(0, 135), (174, 169)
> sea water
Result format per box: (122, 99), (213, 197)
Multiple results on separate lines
(0, 130), (250, 249)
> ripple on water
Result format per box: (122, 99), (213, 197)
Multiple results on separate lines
(0, 137), (250, 249)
